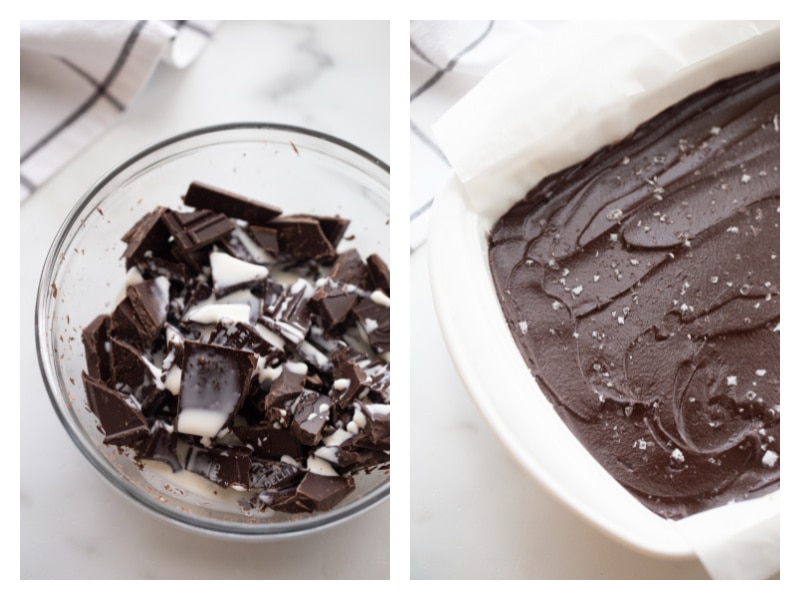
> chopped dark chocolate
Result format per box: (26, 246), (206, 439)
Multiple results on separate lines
(296, 472), (354, 511)
(331, 358), (368, 408)
(181, 441), (253, 490)
(110, 337), (157, 399)
(233, 424), (305, 460)
(262, 364), (306, 410)
(126, 277), (170, 344)
(366, 253), (390, 295)
(133, 255), (189, 285)
(353, 296), (390, 354)
(261, 279), (314, 346)
(249, 458), (304, 491)
(248, 226), (280, 258)
(208, 320), (283, 364)
(330, 248), (370, 288)
(82, 314), (111, 381)
(162, 208), (235, 253)
(271, 216), (337, 261)
(138, 424), (181, 471)
(290, 390), (332, 446)
(176, 341), (256, 439)
(183, 181), (282, 226)
(120, 207), (171, 269)
(81, 181), (390, 514)
(312, 280), (358, 331)
(362, 403), (390, 448)
(297, 214), (351, 248)
(82, 372), (149, 446)
(109, 297), (148, 350)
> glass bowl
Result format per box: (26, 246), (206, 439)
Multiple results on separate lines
(36, 123), (390, 538)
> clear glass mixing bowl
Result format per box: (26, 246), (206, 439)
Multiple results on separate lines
(36, 123), (390, 538)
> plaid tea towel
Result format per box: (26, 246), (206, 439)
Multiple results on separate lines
(20, 20), (220, 201)
(410, 20), (563, 250)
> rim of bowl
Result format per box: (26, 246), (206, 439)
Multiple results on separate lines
(35, 122), (390, 538)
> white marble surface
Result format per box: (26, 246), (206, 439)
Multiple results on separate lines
(20, 20), (389, 580)
(411, 243), (716, 579)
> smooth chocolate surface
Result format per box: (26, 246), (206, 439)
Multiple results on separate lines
(488, 65), (780, 519)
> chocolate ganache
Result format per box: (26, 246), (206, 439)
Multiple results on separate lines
(488, 65), (779, 519)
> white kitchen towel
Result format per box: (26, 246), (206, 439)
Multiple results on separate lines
(410, 20), (564, 251)
(20, 20), (220, 201)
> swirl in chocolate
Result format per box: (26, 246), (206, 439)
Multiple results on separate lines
(488, 65), (779, 519)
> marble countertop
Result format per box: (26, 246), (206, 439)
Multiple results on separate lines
(19, 19), (778, 582)
(411, 243), (716, 579)
(20, 21), (389, 580)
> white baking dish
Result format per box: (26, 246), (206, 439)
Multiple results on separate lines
(428, 21), (779, 574)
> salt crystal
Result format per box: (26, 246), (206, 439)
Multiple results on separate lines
(762, 450), (778, 468)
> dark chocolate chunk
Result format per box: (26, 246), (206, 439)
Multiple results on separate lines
(82, 314), (111, 381)
(208, 320), (283, 363)
(110, 337), (157, 399)
(183, 181), (282, 226)
(260, 280), (313, 346)
(296, 472), (354, 511)
(248, 226), (280, 258)
(290, 390), (332, 446)
(219, 228), (270, 264)
(362, 403), (390, 448)
(268, 490), (313, 513)
(126, 277), (170, 344)
(137, 424), (181, 471)
(162, 208), (235, 253)
(133, 255), (189, 286)
(249, 458), (303, 491)
(329, 248), (370, 288)
(233, 424), (305, 460)
(140, 387), (177, 418)
(362, 359), (390, 403)
(366, 253), (390, 295)
(271, 216), (337, 261)
(262, 365), (306, 410)
(297, 214), (351, 248)
(182, 441), (253, 490)
(82, 372), (149, 446)
(176, 341), (256, 439)
(353, 296), (390, 354)
(331, 359), (368, 408)
(121, 207), (171, 269)
(179, 280), (214, 320)
(312, 280), (357, 331)
(264, 404), (293, 429)
(109, 297), (147, 350)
